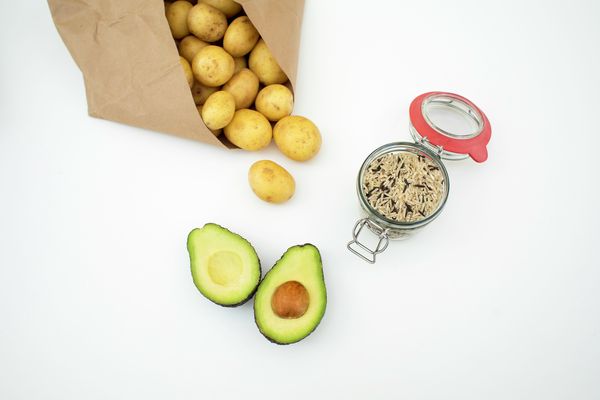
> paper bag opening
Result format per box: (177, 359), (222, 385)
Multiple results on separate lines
(48, 0), (305, 148)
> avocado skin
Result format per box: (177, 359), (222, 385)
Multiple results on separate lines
(254, 243), (327, 345)
(187, 223), (261, 308)
(207, 282), (259, 308)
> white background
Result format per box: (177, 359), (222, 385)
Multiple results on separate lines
(1, 0), (599, 399)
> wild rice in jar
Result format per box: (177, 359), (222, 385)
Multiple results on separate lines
(361, 152), (445, 223)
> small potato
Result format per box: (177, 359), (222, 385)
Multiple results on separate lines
(201, 0), (242, 18)
(187, 3), (228, 42)
(166, 1), (193, 39)
(248, 160), (295, 204)
(180, 56), (194, 87)
(197, 105), (223, 136)
(249, 39), (287, 85)
(273, 116), (322, 161)
(192, 45), (234, 87)
(191, 81), (220, 105)
(255, 84), (293, 121)
(233, 56), (247, 74)
(222, 68), (259, 110)
(201, 91), (236, 130)
(224, 109), (272, 151)
(178, 36), (208, 63)
(223, 16), (260, 57)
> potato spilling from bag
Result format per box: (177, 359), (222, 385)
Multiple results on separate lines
(178, 36), (208, 63)
(249, 39), (288, 85)
(223, 68), (259, 109)
(187, 3), (228, 42)
(192, 45), (234, 87)
(179, 56), (194, 88)
(224, 16), (260, 57)
(224, 109), (272, 151)
(274, 116), (322, 161)
(164, 0), (321, 203)
(166, 1), (193, 39)
(255, 84), (293, 121)
(202, 91), (236, 130)
(248, 160), (295, 204)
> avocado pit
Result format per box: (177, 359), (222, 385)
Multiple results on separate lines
(271, 280), (309, 319)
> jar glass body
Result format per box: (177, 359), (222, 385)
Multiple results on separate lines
(356, 142), (450, 240)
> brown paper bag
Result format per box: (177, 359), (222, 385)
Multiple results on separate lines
(47, 0), (305, 148)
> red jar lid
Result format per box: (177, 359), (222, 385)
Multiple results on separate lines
(409, 92), (491, 162)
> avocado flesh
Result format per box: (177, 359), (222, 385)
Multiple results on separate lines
(187, 223), (261, 307)
(254, 244), (327, 344)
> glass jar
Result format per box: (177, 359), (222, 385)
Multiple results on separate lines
(347, 92), (491, 263)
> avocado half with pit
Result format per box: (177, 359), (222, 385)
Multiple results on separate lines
(254, 244), (327, 344)
(187, 223), (261, 307)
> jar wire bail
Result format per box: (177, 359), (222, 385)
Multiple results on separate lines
(347, 218), (390, 264)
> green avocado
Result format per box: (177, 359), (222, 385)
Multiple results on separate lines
(254, 244), (326, 344)
(187, 223), (261, 307)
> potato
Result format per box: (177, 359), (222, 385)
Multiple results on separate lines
(166, 1), (193, 39)
(255, 84), (293, 121)
(200, 0), (242, 18)
(187, 3), (228, 42)
(178, 36), (208, 63)
(191, 81), (219, 105)
(224, 109), (272, 151)
(233, 57), (247, 74)
(223, 16), (260, 57)
(192, 45), (234, 87)
(273, 116), (321, 161)
(197, 105), (223, 136)
(201, 91), (236, 130)
(180, 56), (194, 87)
(248, 160), (295, 204)
(222, 68), (259, 110)
(249, 39), (287, 85)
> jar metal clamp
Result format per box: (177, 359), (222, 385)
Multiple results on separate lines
(347, 92), (492, 263)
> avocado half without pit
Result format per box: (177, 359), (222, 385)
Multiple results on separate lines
(254, 244), (327, 345)
(187, 223), (261, 307)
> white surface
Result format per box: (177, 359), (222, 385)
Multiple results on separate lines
(1, 1), (599, 399)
